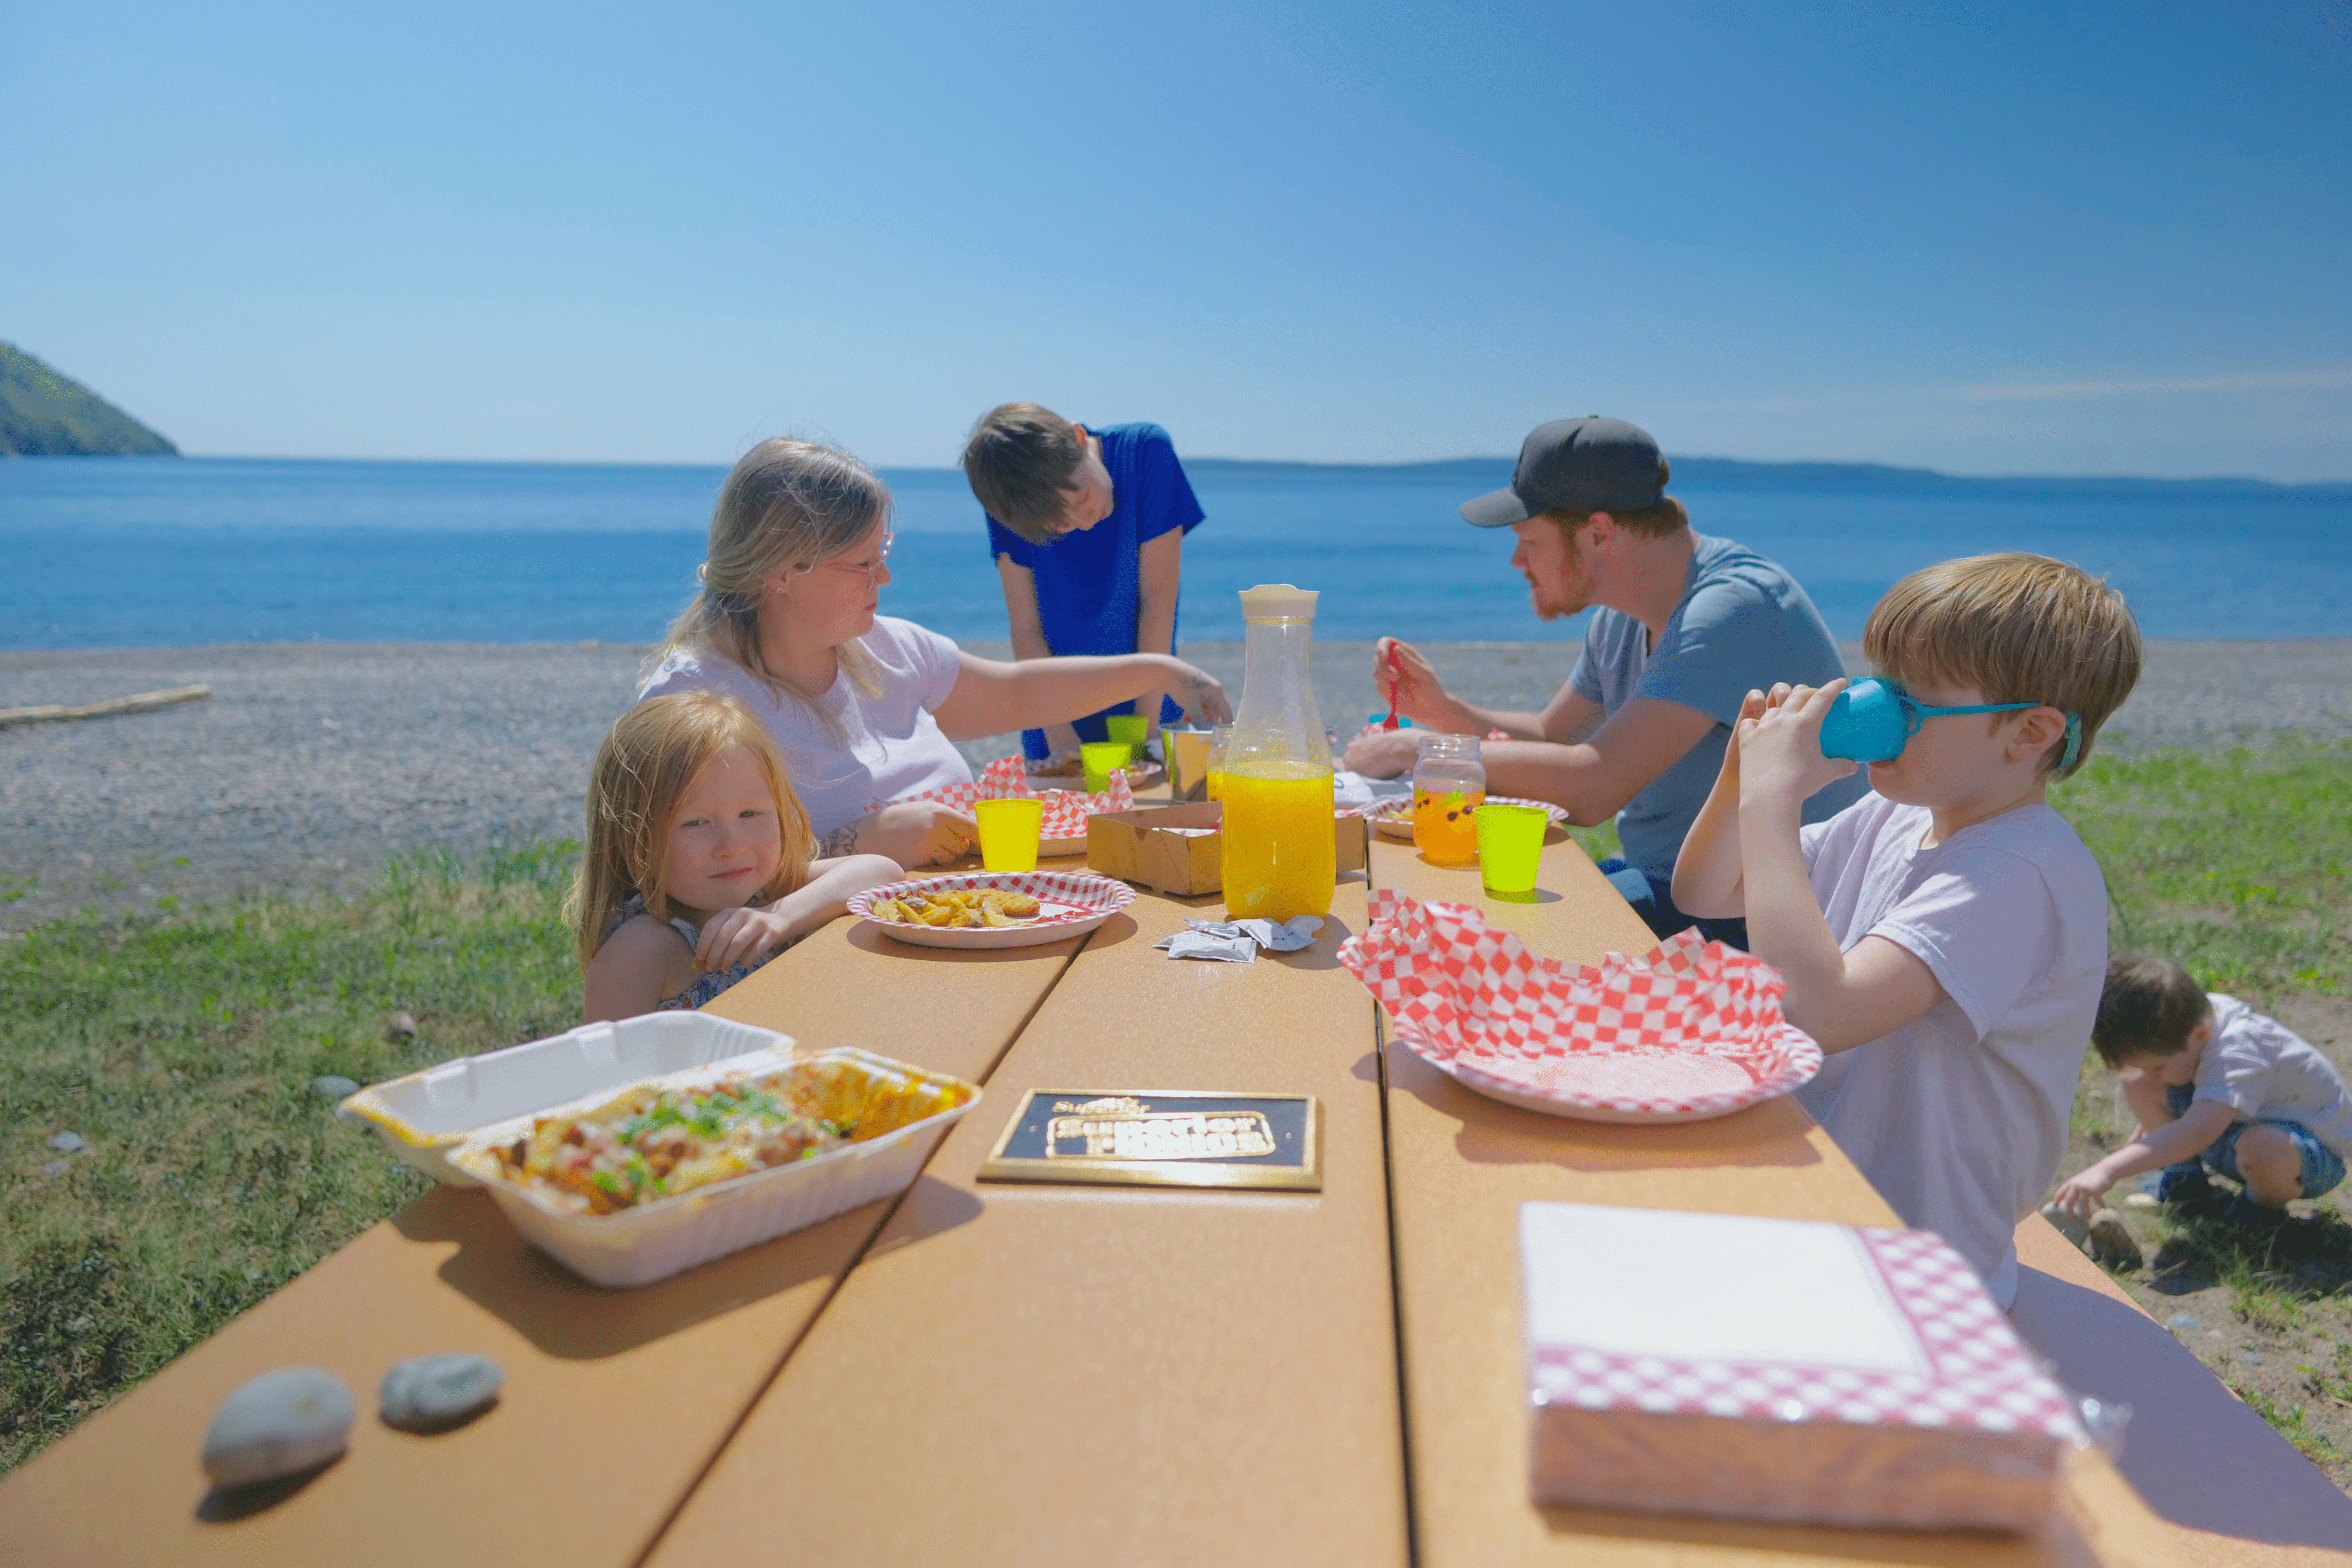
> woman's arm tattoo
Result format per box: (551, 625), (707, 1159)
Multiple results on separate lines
(817, 820), (862, 858)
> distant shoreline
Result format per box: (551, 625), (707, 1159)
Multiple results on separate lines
(8, 450), (2347, 494)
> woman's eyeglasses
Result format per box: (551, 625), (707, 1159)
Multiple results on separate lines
(800, 530), (894, 588)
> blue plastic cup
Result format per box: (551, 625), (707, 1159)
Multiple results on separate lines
(1817, 679), (1907, 762)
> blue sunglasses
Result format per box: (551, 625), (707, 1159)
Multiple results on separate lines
(1818, 678), (2081, 771)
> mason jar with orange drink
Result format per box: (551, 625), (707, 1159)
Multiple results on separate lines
(1410, 733), (1486, 864)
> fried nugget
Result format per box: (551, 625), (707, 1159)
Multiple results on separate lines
(993, 893), (1042, 919)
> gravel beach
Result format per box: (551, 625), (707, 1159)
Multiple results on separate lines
(5, 637), (2349, 930)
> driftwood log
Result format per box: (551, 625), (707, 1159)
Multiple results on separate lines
(0, 684), (212, 727)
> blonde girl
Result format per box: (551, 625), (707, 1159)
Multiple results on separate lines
(569, 691), (902, 1022)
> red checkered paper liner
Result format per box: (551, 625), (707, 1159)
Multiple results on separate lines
(902, 754), (1133, 840)
(1337, 889), (1821, 1116)
(1531, 1225), (2080, 1439)
(847, 869), (1136, 929)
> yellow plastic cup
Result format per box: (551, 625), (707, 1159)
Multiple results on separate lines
(973, 797), (1045, 872)
(1080, 740), (1132, 793)
(1104, 714), (1149, 750)
(1473, 804), (1546, 895)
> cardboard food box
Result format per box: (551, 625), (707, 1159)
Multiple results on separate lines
(1086, 803), (1368, 897)
(1520, 1202), (2080, 1533)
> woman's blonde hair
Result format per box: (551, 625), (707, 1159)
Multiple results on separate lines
(566, 691), (814, 968)
(1863, 553), (2143, 780)
(649, 437), (891, 735)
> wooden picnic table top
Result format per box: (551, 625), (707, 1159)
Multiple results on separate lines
(4, 822), (2346, 1566)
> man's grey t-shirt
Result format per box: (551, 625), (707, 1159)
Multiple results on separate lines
(1569, 533), (1866, 887)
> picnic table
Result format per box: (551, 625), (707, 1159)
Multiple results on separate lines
(6, 826), (2350, 1566)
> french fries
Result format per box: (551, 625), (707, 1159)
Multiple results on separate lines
(867, 887), (1045, 929)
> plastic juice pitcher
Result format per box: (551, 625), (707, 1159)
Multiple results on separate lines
(1411, 733), (1485, 865)
(1220, 586), (1335, 921)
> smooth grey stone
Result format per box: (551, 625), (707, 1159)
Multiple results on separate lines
(40, 1161), (70, 1177)
(311, 1075), (360, 1100)
(203, 1367), (353, 1488)
(47, 1131), (85, 1153)
(379, 1354), (503, 1432)
(2166, 1313), (2200, 1330)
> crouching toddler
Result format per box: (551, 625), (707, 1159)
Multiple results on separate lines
(2055, 957), (2350, 1244)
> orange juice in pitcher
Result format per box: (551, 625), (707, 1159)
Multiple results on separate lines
(1219, 586), (1334, 922)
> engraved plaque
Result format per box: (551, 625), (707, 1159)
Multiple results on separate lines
(978, 1091), (1321, 1191)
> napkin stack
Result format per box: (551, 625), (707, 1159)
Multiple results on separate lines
(1337, 891), (1811, 1111)
(1521, 1203), (2080, 1532)
(908, 754), (1135, 840)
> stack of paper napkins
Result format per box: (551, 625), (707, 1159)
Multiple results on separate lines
(1521, 1203), (2079, 1532)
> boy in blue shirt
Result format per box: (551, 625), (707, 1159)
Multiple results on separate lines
(961, 403), (1205, 763)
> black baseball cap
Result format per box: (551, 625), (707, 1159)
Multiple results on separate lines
(1461, 416), (1665, 528)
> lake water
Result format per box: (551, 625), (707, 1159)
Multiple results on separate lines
(3, 456), (2346, 650)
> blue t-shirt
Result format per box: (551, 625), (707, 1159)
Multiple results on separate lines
(984, 422), (1205, 757)
(1568, 533), (1867, 887)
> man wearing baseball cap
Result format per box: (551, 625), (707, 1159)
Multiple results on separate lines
(1345, 416), (1864, 947)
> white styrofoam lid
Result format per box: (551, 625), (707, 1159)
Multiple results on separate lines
(1519, 1202), (1927, 1374)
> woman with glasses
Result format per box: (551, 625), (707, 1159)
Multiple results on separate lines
(638, 437), (1232, 868)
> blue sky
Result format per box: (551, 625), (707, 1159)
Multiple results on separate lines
(4, 1), (2347, 478)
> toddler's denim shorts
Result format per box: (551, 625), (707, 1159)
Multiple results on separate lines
(2165, 1085), (2347, 1198)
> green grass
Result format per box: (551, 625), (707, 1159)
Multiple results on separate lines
(0, 844), (582, 1475)
(2051, 740), (2352, 993)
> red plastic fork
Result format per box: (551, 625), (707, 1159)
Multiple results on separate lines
(1382, 641), (1402, 730)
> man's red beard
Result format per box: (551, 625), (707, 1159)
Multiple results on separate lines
(1528, 550), (1591, 621)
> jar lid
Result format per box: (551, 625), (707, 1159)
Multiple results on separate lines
(1417, 731), (1483, 756)
(1237, 584), (1319, 623)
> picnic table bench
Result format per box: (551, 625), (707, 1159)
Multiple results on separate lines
(6, 828), (2350, 1566)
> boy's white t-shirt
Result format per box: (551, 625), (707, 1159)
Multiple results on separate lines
(2194, 995), (2352, 1157)
(1790, 794), (2109, 1307)
(635, 617), (973, 837)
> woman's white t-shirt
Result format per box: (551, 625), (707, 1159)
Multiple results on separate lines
(1790, 794), (2109, 1307)
(635, 617), (973, 837)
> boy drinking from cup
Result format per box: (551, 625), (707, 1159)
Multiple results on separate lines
(1672, 554), (2143, 1302)
(962, 404), (1205, 767)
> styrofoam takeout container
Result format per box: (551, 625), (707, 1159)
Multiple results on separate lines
(444, 1047), (982, 1288)
(338, 1011), (796, 1186)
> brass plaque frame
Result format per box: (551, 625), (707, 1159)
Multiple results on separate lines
(978, 1090), (1322, 1191)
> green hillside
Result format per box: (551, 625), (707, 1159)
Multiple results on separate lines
(0, 341), (177, 456)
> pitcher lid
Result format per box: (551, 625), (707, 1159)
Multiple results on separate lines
(1238, 584), (1319, 622)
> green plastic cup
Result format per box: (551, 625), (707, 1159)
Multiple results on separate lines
(974, 797), (1045, 872)
(1474, 804), (1546, 895)
(1104, 714), (1149, 750)
(1080, 740), (1133, 793)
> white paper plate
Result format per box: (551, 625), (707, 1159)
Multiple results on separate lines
(1405, 1024), (1823, 1125)
(850, 869), (1136, 950)
(1369, 794), (1571, 842)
